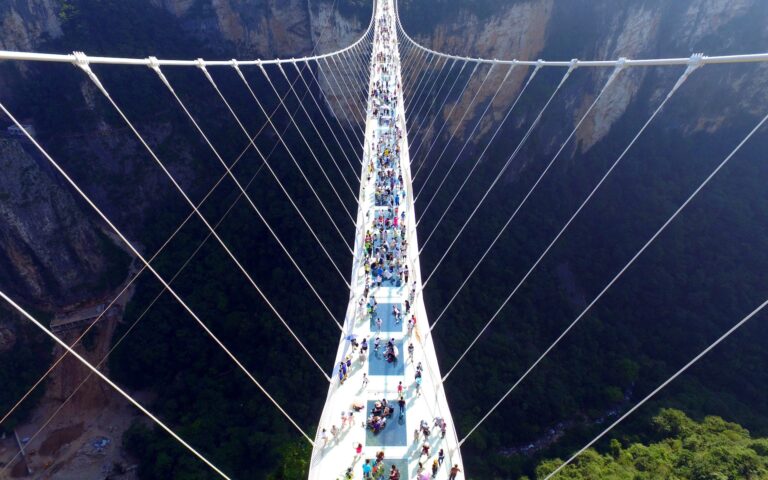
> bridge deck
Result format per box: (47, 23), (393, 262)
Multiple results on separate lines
(308, 1), (464, 479)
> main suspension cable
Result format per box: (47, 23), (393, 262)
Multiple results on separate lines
(0, 96), (317, 444)
(427, 62), (624, 329)
(415, 62), (497, 202)
(441, 58), (703, 382)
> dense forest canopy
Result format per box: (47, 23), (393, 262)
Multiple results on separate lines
(535, 409), (768, 480)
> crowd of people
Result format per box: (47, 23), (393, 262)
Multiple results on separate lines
(351, 451), (402, 480)
(366, 398), (394, 433)
(326, 2), (462, 478)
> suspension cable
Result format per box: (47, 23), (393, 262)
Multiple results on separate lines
(0, 96), (317, 444)
(398, 41), (418, 80)
(406, 55), (446, 125)
(292, 62), (362, 177)
(415, 63), (496, 202)
(344, 46), (372, 114)
(329, 54), (366, 123)
(74, 55), (332, 381)
(306, 62), (365, 155)
(441, 58), (704, 382)
(417, 63), (514, 240)
(394, 0), (767, 68)
(225, 64), (355, 282)
(0, 81), (312, 428)
(421, 62), (568, 287)
(407, 56), (451, 130)
(461, 68), (764, 444)
(228, 62), (355, 252)
(346, 45), (370, 104)
(255, 62), (357, 223)
(405, 50), (433, 101)
(149, 61), (343, 333)
(1, 23), (336, 432)
(318, 57), (365, 145)
(413, 61), (481, 182)
(407, 58), (460, 157)
(406, 53), (438, 112)
(411, 61), (472, 177)
(0, 290), (236, 479)
(0, 155), (268, 472)
(275, 63), (359, 201)
(402, 48), (427, 92)
(428, 63), (624, 329)
(325, 56), (366, 127)
(0, 98), (293, 429)
(541, 298), (768, 477)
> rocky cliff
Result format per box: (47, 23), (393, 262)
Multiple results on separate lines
(0, 139), (118, 307)
(0, 0), (369, 310)
(400, 0), (768, 153)
(0, 0), (61, 52)
(147, 0), (367, 58)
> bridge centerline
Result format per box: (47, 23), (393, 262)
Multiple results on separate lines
(308, 0), (464, 478)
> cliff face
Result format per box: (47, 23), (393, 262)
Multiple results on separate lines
(401, 0), (768, 153)
(1, 0), (764, 316)
(0, 0), (368, 310)
(148, 0), (365, 57)
(0, 0), (364, 59)
(0, 139), (112, 307)
(0, 0), (61, 52)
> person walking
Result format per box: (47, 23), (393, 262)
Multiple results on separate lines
(398, 395), (406, 419)
(362, 459), (373, 479)
(321, 428), (329, 447)
(355, 442), (363, 461)
(408, 342), (414, 362)
(438, 448), (445, 467)
(362, 373), (369, 388)
(389, 464), (400, 480)
(449, 464), (462, 479)
(433, 417), (443, 429)
(397, 381), (403, 396)
(431, 459), (439, 478)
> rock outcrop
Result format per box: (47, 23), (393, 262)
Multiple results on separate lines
(0, 0), (61, 52)
(0, 139), (111, 307)
(400, 0), (768, 152)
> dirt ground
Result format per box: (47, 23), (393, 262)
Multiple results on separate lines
(0, 282), (146, 480)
